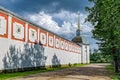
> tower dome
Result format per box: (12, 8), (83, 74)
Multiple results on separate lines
(72, 36), (82, 43)
(72, 13), (82, 43)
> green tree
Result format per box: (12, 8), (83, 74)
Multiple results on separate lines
(90, 49), (110, 63)
(86, 0), (120, 73)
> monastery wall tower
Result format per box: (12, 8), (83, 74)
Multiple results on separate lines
(72, 13), (90, 64)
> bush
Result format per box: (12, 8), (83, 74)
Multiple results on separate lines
(90, 49), (110, 63)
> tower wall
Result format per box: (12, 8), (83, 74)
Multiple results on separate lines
(81, 44), (90, 64)
(86, 45), (90, 63)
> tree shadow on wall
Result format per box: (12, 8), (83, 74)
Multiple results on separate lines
(52, 54), (61, 68)
(3, 43), (47, 73)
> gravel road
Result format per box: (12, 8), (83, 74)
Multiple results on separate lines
(13, 63), (112, 80)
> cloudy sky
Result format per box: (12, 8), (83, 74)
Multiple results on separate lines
(0, 0), (98, 52)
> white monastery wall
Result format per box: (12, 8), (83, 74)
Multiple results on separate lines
(0, 10), (82, 71)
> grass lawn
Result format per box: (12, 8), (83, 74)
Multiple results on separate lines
(0, 64), (86, 80)
(106, 65), (120, 80)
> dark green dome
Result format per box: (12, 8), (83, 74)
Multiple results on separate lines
(72, 36), (82, 43)
(72, 36), (89, 45)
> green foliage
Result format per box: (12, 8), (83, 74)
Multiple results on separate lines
(106, 65), (120, 80)
(90, 49), (110, 63)
(68, 63), (72, 67)
(86, 0), (120, 72)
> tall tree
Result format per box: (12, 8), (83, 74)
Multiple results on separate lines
(86, 0), (120, 73)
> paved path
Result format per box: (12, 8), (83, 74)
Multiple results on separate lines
(13, 63), (112, 80)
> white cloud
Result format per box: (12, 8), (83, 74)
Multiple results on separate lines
(51, 10), (93, 33)
(26, 10), (93, 36)
(27, 11), (60, 34)
(52, 10), (77, 23)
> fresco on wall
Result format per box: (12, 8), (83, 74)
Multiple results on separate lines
(48, 33), (54, 47)
(69, 43), (72, 52)
(40, 33), (46, 45)
(0, 16), (6, 35)
(65, 42), (68, 51)
(49, 36), (53, 47)
(28, 24), (38, 43)
(55, 38), (60, 48)
(0, 12), (8, 38)
(12, 17), (25, 41)
(29, 28), (37, 42)
(61, 40), (64, 50)
(40, 29), (47, 46)
(71, 44), (74, 52)
(13, 22), (24, 39)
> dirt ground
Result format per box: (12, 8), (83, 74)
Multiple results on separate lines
(13, 63), (112, 80)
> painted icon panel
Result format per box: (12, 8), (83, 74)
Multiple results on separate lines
(0, 12), (8, 38)
(55, 36), (60, 49)
(60, 40), (64, 50)
(28, 24), (38, 43)
(13, 22), (24, 39)
(11, 17), (25, 41)
(40, 29), (47, 46)
(65, 41), (68, 51)
(48, 33), (54, 48)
